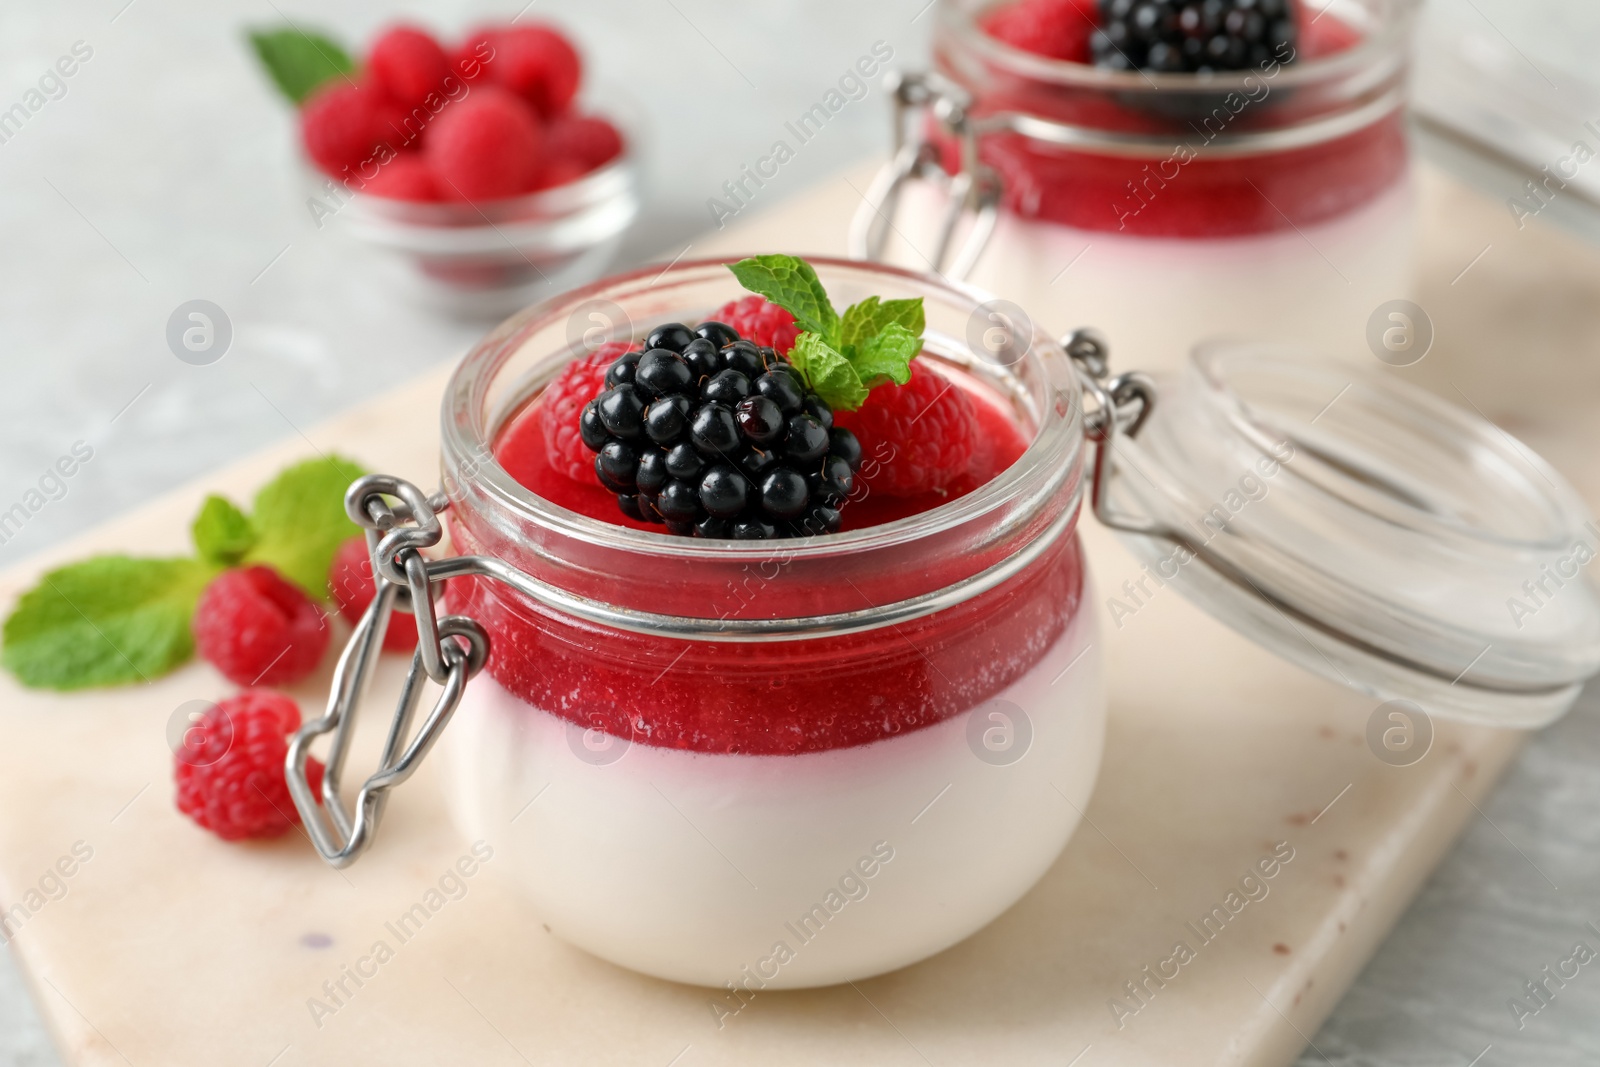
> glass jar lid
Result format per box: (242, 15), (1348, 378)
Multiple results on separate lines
(1099, 341), (1600, 729)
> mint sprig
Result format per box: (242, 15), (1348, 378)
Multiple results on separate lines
(726, 255), (925, 411)
(788, 334), (869, 412)
(192, 495), (256, 566)
(840, 296), (925, 352)
(728, 256), (840, 344)
(851, 322), (920, 390)
(1, 454), (367, 691)
(247, 26), (357, 105)
(2, 557), (218, 691)
(245, 455), (367, 595)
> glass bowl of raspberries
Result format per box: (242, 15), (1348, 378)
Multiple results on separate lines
(267, 20), (640, 317)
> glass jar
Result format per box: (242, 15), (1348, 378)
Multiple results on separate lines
(288, 257), (1600, 992)
(859, 0), (1422, 371)
(435, 259), (1100, 988)
(329, 145), (641, 320)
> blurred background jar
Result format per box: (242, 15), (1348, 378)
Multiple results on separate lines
(857, 0), (1423, 373)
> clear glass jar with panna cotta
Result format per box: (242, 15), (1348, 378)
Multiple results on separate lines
(434, 259), (1100, 989)
(288, 256), (1600, 991)
(858, 0), (1422, 371)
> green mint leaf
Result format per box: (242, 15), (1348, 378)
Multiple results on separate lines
(789, 333), (868, 412)
(850, 322), (920, 390)
(244, 455), (367, 597)
(191, 495), (256, 565)
(840, 296), (925, 351)
(728, 256), (839, 345)
(247, 26), (356, 105)
(2, 556), (217, 690)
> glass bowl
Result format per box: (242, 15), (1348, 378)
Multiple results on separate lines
(331, 149), (641, 319)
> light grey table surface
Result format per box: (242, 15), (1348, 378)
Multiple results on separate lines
(1, 1), (1597, 1064)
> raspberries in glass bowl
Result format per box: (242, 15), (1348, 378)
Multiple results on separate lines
(297, 21), (624, 202)
(254, 18), (639, 314)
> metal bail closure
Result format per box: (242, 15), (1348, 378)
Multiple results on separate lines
(848, 70), (1001, 282)
(1075, 335), (1600, 730)
(286, 475), (488, 868)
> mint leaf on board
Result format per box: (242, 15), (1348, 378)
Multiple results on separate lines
(1, 556), (218, 690)
(840, 296), (925, 352)
(244, 454), (366, 597)
(789, 333), (869, 412)
(2, 453), (368, 690)
(192, 495), (256, 566)
(849, 322), (920, 390)
(247, 26), (356, 105)
(727, 256), (840, 344)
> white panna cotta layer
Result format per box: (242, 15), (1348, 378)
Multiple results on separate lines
(895, 174), (1418, 375)
(438, 587), (1104, 989)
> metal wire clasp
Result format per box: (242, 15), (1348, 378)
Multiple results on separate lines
(848, 71), (1001, 282)
(1064, 328), (1164, 538)
(285, 476), (489, 868)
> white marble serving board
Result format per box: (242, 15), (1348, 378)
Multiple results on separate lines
(0, 163), (1582, 1067)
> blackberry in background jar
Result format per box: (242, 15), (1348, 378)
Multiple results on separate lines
(1091, 0), (1295, 74)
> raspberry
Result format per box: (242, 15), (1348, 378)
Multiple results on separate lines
(424, 85), (544, 201)
(834, 359), (980, 496)
(371, 94), (420, 150)
(582, 323), (862, 538)
(364, 153), (441, 201)
(328, 536), (418, 651)
(300, 82), (389, 179)
(453, 30), (497, 82)
(983, 0), (1099, 61)
(709, 295), (800, 355)
(541, 114), (623, 182)
(541, 340), (634, 485)
(535, 159), (590, 190)
(174, 691), (325, 841)
(193, 566), (331, 687)
(367, 25), (452, 109)
(488, 25), (581, 117)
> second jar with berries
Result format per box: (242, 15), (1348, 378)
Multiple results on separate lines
(865, 0), (1421, 371)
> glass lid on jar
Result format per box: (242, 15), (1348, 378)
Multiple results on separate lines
(1097, 340), (1600, 729)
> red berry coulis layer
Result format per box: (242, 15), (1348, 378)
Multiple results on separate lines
(455, 367), (1078, 756)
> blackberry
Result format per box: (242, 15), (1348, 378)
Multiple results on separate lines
(694, 320), (740, 348)
(1091, 0), (1293, 73)
(681, 338), (724, 380)
(581, 322), (864, 539)
(646, 322), (696, 352)
(723, 340), (766, 379)
(596, 385), (645, 439)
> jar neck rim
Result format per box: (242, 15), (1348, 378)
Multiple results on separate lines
(440, 254), (1085, 568)
(936, 0), (1422, 94)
